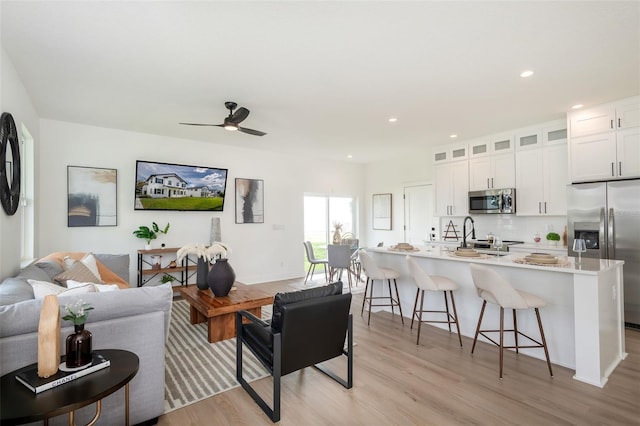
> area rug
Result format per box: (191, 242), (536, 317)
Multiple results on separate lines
(164, 300), (270, 413)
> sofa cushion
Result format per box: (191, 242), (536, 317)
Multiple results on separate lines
(0, 277), (34, 306)
(94, 254), (129, 283)
(53, 261), (101, 286)
(0, 283), (173, 339)
(271, 281), (342, 332)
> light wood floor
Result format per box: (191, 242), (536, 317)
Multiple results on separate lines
(158, 277), (640, 425)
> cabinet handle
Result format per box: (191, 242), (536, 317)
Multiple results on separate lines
(544, 202), (547, 214)
(611, 119), (614, 129)
(491, 178), (494, 188)
(619, 162), (622, 176)
(611, 162), (615, 177)
(487, 178), (490, 189)
(538, 202), (542, 214)
(618, 118), (621, 128)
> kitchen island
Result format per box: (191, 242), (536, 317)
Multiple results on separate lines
(365, 246), (626, 388)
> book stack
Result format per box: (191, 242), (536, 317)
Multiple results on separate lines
(15, 352), (110, 394)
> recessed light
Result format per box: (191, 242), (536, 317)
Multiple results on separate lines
(388, 117), (398, 123)
(520, 70), (534, 78)
(347, 154), (353, 159)
(450, 134), (457, 139)
(571, 104), (584, 109)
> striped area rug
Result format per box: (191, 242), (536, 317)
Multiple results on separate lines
(164, 300), (270, 413)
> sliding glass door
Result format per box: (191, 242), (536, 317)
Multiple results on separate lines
(303, 195), (356, 269)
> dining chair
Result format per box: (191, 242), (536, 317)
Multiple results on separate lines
(327, 244), (354, 292)
(303, 241), (328, 285)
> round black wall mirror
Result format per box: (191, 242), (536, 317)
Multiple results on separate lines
(0, 112), (21, 215)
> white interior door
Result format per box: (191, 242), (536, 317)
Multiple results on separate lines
(403, 184), (434, 245)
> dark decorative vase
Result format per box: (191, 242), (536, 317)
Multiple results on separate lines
(207, 258), (236, 297)
(65, 324), (92, 368)
(196, 257), (210, 290)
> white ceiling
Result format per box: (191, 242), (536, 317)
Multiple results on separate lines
(1, 1), (639, 163)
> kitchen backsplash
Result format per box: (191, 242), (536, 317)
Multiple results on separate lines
(437, 215), (567, 245)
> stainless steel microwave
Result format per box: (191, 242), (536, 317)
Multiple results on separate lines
(468, 188), (516, 214)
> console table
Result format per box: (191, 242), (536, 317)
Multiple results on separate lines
(137, 247), (193, 287)
(0, 349), (139, 425)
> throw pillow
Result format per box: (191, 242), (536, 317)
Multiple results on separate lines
(53, 261), (101, 287)
(80, 252), (103, 282)
(27, 279), (96, 299)
(34, 260), (64, 280)
(67, 280), (119, 292)
(271, 281), (343, 332)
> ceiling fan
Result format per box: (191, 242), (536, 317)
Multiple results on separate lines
(179, 101), (266, 136)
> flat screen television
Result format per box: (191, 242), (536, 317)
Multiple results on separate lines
(134, 160), (228, 211)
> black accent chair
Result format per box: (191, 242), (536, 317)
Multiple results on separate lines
(236, 282), (353, 422)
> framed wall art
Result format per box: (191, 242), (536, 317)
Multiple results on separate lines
(235, 178), (264, 224)
(372, 193), (392, 230)
(67, 166), (117, 227)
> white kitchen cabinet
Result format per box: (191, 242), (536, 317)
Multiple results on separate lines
(468, 134), (514, 190)
(569, 106), (615, 138)
(570, 128), (640, 182)
(569, 97), (639, 138)
(432, 142), (468, 164)
(516, 142), (568, 216)
(568, 96), (640, 182)
(434, 160), (468, 217)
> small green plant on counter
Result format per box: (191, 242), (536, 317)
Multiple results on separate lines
(546, 232), (561, 242)
(132, 222), (170, 244)
(161, 274), (176, 284)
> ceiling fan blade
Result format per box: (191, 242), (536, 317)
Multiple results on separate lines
(238, 126), (266, 136)
(179, 122), (224, 127)
(229, 107), (250, 124)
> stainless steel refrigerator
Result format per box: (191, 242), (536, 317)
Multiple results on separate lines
(567, 180), (640, 327)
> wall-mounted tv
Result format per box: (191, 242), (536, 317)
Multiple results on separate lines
(134, 160), (228, 211)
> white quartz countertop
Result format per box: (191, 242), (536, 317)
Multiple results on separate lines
(366, 245), (623, 275)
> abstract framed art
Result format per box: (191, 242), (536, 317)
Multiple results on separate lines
(235, 178), (264, 224)
(67, 166), (117, 227)
(372, 193), (392, 230)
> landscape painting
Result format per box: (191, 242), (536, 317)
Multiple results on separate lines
(134, 160), (228, 211)
(67, 166), (117, 227)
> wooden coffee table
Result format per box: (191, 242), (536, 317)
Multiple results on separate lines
(178, 284), (274, 343)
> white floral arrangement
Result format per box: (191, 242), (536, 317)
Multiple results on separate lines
(176, 242), (231, 263)
(62, 299), (94, 326)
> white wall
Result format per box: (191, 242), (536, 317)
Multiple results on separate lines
(363, 151), (433, 246)
(37, 119), (365, 284)
(0, 47), (40, 278)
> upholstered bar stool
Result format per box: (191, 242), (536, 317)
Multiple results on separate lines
(406, 256), (462, 346)
(469, 263), (553, 379)
(358, 251), (404, 326)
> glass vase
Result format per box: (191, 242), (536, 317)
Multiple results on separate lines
(65, 324), (92, 368)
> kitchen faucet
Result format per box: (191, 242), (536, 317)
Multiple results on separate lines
(461, 216), (476, 248)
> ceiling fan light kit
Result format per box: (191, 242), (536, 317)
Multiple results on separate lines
(180, 101), (266, 136)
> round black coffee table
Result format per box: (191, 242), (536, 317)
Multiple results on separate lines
(0, 349), (139, 425)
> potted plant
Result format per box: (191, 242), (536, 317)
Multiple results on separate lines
(161, 274), (176, 284)
(546, 232), (561, 247)
(132, 222), (170, 249)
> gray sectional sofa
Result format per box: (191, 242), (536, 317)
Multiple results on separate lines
(0, 254), (172, 425)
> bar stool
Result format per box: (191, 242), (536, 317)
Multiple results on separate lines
(406, 256), (462, 346)
(469, 263), (553, 379)
(358, 251), (404, 326)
